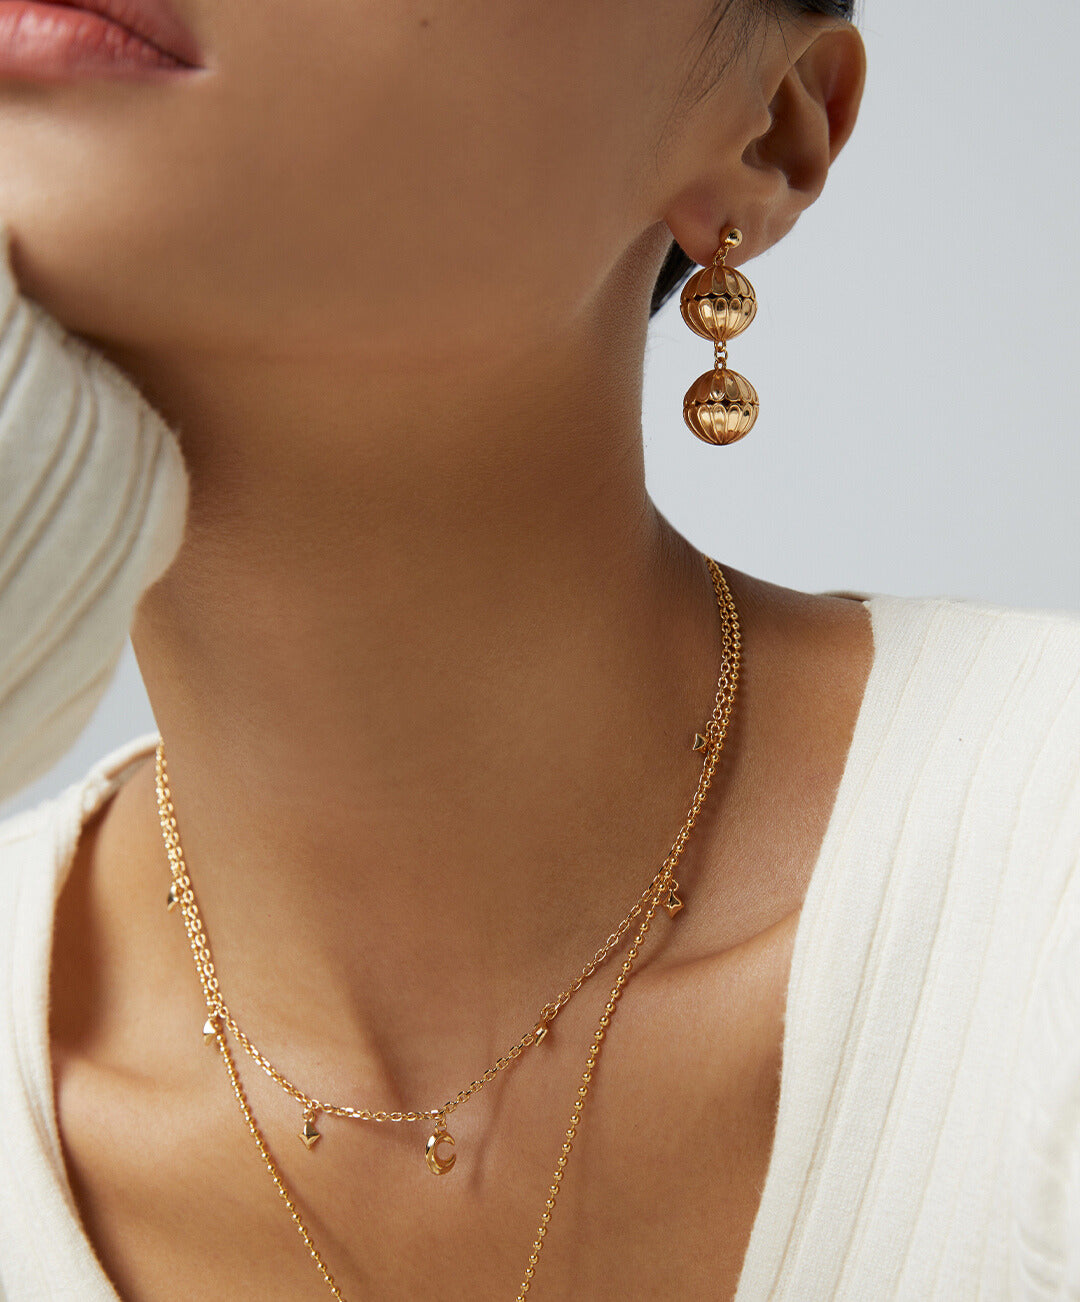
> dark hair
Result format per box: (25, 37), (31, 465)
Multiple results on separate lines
(649, 0), (856, 318)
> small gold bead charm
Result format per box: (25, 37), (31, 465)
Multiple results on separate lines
(664, 884), (684, 917)
(202, 1015), (219, 1045)
(300, 1109), (322, 1149)
(692, 732), (709, 753)
(425, 1119), (457, 1175)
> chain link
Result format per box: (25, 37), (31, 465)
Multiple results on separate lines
(154, 552), (741, 1299)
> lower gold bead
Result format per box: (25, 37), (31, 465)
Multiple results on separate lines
(683, 367), (759, 445)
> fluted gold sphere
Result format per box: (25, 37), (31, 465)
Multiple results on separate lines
(683, 367), (759, 445)
(679, 264), (758, 342)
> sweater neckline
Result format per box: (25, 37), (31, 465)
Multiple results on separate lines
(735, 589), (943, 1297)
(16, 589), (937, 1300)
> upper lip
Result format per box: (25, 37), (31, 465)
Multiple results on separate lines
(39, 0), (204, 66)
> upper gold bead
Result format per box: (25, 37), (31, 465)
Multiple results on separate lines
(679, 263), (758, 342)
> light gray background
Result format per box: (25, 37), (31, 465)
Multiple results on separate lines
(3, 0), (1078, 819)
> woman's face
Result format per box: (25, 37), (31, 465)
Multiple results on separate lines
(0, 0), (742, 362)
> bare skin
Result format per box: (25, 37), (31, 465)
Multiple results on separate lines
(50, 570), (874, 1301)
(3, 0), (869, 1295)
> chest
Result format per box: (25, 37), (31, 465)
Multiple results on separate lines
(51, 910), (798, 1302)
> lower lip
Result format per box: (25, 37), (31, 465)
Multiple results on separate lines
(0, 2), (199, 81)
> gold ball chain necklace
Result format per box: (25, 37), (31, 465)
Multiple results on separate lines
(153, 552), (742, 1299)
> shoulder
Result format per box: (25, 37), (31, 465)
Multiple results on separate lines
(0, 733), (161, 902)
(898, 598), (1080, 1284)
(838, 589), (1080, 927)
(822, 591), (1080, 1281)
(0, 738), (158, 1299)
(0, 796), (66, 911)
(748, 576), (1080, 802)
(865, 590), (1080, 751)
(870, 587), (1080, 656)
(0, 734), (159, 1141)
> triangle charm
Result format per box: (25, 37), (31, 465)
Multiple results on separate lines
(664, 885), (684, 917)
(534, 1023), (549, 1045)
(692, 733), (709, 753)
(202, 1016), (219, 1045)
(166, 883), (180, 911)
(300, 1114), (321, 1149)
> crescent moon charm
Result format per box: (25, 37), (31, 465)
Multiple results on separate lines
(425, 1124), (457, 1175)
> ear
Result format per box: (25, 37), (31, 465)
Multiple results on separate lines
(664, 15), (866, 267)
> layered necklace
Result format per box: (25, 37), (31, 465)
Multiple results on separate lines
(153, 552), (741, 1298)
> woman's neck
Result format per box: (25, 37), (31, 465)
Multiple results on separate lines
(103, 293), (733, 1106)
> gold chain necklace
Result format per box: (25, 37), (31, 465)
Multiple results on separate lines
(152, 553), (741, 1299)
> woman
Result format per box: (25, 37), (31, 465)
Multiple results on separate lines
(0, 1), (1076, 1298)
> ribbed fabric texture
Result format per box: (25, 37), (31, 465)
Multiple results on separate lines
(0, 596), (1077, 1300)
(0, 220), (189, 804)
(729, 594), (1080, 1301)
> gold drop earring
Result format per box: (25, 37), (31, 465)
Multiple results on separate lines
(679, 227), (759, 445)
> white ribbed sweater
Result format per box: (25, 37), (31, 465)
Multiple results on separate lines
(0, 221), (187, 806)
(0, 227), (1077, 1299)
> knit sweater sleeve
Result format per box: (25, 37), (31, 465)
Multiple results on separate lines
(0, 223), (189, 804)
